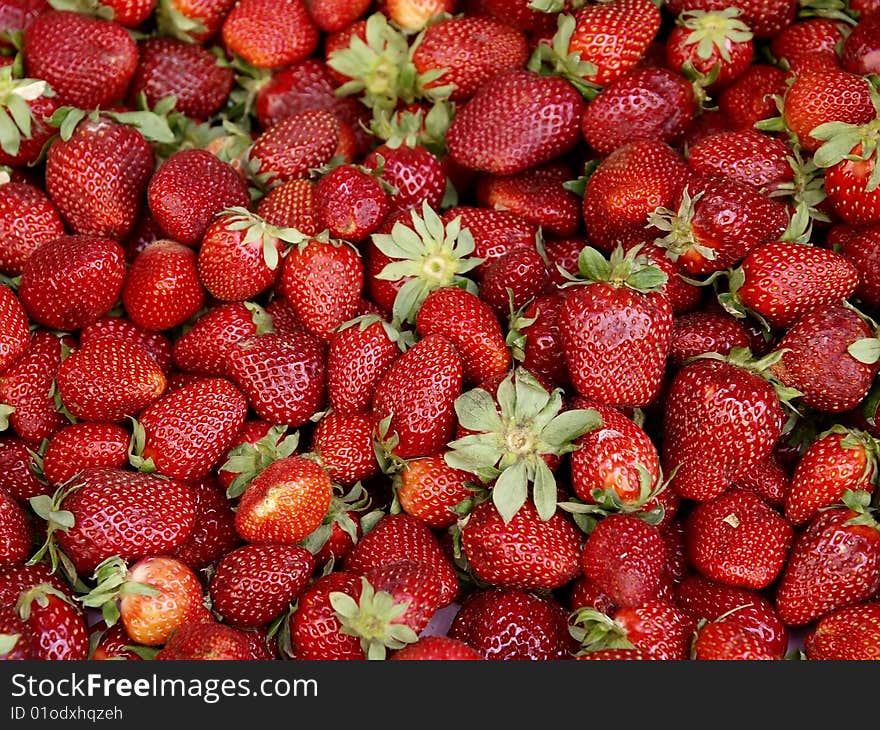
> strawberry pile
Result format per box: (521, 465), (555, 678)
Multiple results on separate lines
(3, 0), (880, 663)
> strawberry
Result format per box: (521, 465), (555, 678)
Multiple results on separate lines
(448, 587), (576, 660)
(0, 437), (51, 506)
(343, 513), (458, 605)
(255, 178), (320, 235)
(363, 144), (446, 216)
(473, 0), (556, 32)
(685, 488), (794, 590)
(770, 18), (848, 71)
(379, 0), (455, 31)
(0, 68), (59, 169)
(669, 310), (750, 366)
(221, 0), (318, 69)
(209, 543), (314, 627)
(0, 286), (28, 375)
(414, 286), (510, 386)
(123, 240), (206, 331)
(289, 571), (364, 659)
(23, 11), (137, 109)
(445, 69), (584, 176)
(692, 620), (777, 660)
(0, 604), (35, 659)
(661, 348), (788, 502)
(134, 377), (248, 482)
(234, 455), (333, 544)
(18, 234), (126, 331)
(478, 246), (550, 317)
(717, 64), (787, 131)
(31, 466), (196, 576)
(89, 620), (142, 661)
(311, 411), (379, 486)
(559, 245), (672, 408)
(576, 648), (651, 660)
(394, 454), (472, 529)
(686, 130), (793, 192)
(675, 574), (788, 657)
(732, 451), (791, 509)
(280, 236), (364, 342)
(82, 555), (209, 647)
(314, 165), (389, 243)
(156, 621), (254, 660)
(0, 182), (65, 276)
(461, 499), (582, 590)
(42, 422), (129, 486)
(411, 15), (528, 102)
(665, 0), (795, 39)
(129, 37), (234, 120)
(155, 0), (236, 43)
(14, 582), (88, 660)
(804, 602), (880, 660)
(580, 513), (667, 608)
(581, 140), (690, 251)
(0, 486), (30, 570)
(225, 331), (326, 427)
(326, 315), (405, 417)
(80, 317), (173, 374)
(568, 575), (618, 616)
(304, 0), (370, 32)
(171, 475), (240, 571)
(786, 427), (878, 527)
(779, 304), (880, 415)
(391, 635), (483, 660)
(722, 241), (859, 331)
(372, 334), (462, 461)
(148, 149), (251, 248)
(842, 13), (880, 76)
(832, 224), (880, 311)
(56, 338), (166, 423)
(508, 291), (569, 388)
(580, 66), (696, 157)
(775, 492), (880, 626)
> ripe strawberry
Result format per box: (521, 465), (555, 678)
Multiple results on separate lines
(775, 493), (880, 626)
(391, 635), (483, 660)
(581, 140), (690, 251)
(156, 621), (254, 660)
(732, 451), (790, 509)
(832, 224), (880, 311)
(568, 574), (618, 616)
(363, 144), (446, 216)
(314, 165), (389, 242)
(304, 0), (370, 31)
(0, 487), (30, 570)
(559, 245), (672, 408)
(148, 149), (251, 247)
(372, 334), (462, 461)
(461, 499), (582, 590)
(724, 241), (859, 331)
(289, 571), (364, 659)
(379, 0), (455, 31)
(394, 454), (472, 529)
(249, 110), (355, 187)
(311, 411), (379, 486)
(692, 620), (777, 660)
(80, 317), (173, 374)
(770, 18), (848, 71)
(473, 0), (556, 32)
(222, 0), (319, 69)
(156, 0), (236, 43)
(448, 587), (576, 660)
(129, 37), (234, 120)
(0, 436), (52, 505)
(42, 422), (129, 486)
(804, 602), (880, 660)
(234, 455), (333, 544)
(0, 604), (35, 659)
(717, 64), (787, 131)
(685, 488), (794, 590)
(14, 582), (88, 660)
(134, 377), (248, 482)
(89, 620), (143, 661)
(0, 68), (59, 169)
(0, 286), (29, 376)
(171, 475), (241, 571)
(0, 182), (66, 276)
(771, 303), (879, 413)
(225, 331), (326, 427)
(842, 13), (880, 76)
(478, 246), (550, 317)
(18, 235), (126, 331)
(662, 349), (787, 502)
(445, 69), (584, 176)
(669, 310), (750, 366)
(209, 543), (314, 628)
(786, 427), (878, 527)
(581, 66), (696, 157)
(686, 130), (793, 192)
(123, 240), (206, 331)
(55, 338), (166, 423)
(508, 291), (569, 388)
(23, 11), (137, 109)
(0, 331), (66, 446)
(280, 237), (364, 342)
(255, 178), (320, 235)
(31, 467), (196, 576)
(580, 513), (667, 608)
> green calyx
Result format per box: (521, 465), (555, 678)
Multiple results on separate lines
(334, 314), (414, 353)
(568, 607), (634, 654)
(798, 0), (858, 25)
(529, 0), (587, 11)
(0, 65), (53, 158)
(562, 243), (668, 293)
(47, 0), (115, 19)
(27, 478), (83, 588)
(0, 403), (13, 431)
(372, 199), (483, 324)
(369, 101), (452, 156)
(679, 8), (753, 63)
(0, 633), (20, 656)
(649, 186), (717, 263)
(839, 488), (880, 528)
(329, 576), (419, 660)
(127, 417), (156, 474)
(220, 426), (300, 499)
(444, 368), (603, 523)
(300, 481), (383, 556)
(327, 12), (454, 114)
(768, 149), (829, 223)
(218, 207), (314, 271)
(16, 582), (77, 621)
(46, 102), (176, 146)
(78, 556), (161, 628)
(155, 0), (207, 43)
(691, 346), (804, 406)
(526, 13), (601, 100)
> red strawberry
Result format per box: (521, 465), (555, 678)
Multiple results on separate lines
(123, 240), (206, 331)
(0, 436), (53, 506)
(445, 69), (584, 176)
(23, 11), (137, 109)
(0, 286), (29, 375)
(148, 149), (251, 247)
(89, 620), (142, 661)
(717, 64), (787, 131)
(842, 13), (880, 75)
(255, 178), (320, 235)
(372, 334), (462, 461)
(18, 235), (126, 331)
(770, 18), (848, 71)
(0, 487), (30, 570)
(0, 604), (35, 659)
(14, 583), (88, 660)
(134, 377), (248, 482)
(304, 0), (370, 32)
(80, 317), (173, 374)
(559, 245), (673, 408)
(156, 0), (236, 43)
(234, 455), (333, 544)
(685, 488), (794, 589)
(568, 575), (618, 616)
(225, 331), (326, 427)
(56, 338), (167, 423)
(101, 0), (156, 26)
(580, 513), (667, 608)
(289, 570), (364, 659)
(440, 206), (537, 279)
(692, 620), (777, 660)
(508, 291), (569, 388)
(775, 493), (880, 626)
(0, 182), (66, 276)
(391, 635), (483, 660)
(669, 310), (750, 366)
(314, 165), (389, 243)
(732, 451), (791, 509)
(662, 349), (787, 502)
(379, 0), (455, 31)
(171, 475), (241, 571)
(667, 0), (795, 39)
(478, 246), (550, 318)
(686, 130), (793, 192)
(804, 602), (880, 660)
(0, 69), (59, 169)
(832, 224), (880, 311)
(221, 0), (319, 69)
(364, 144), (446, 216)
(42, 422), (129, 486)
(394, 454), (472, 529)
(209, 543), (315, 628)
(156, 621), (254, 660)
(786, 427), (878, 526)
(448, 587), (576, 660)
(310, 411), (379, 486)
